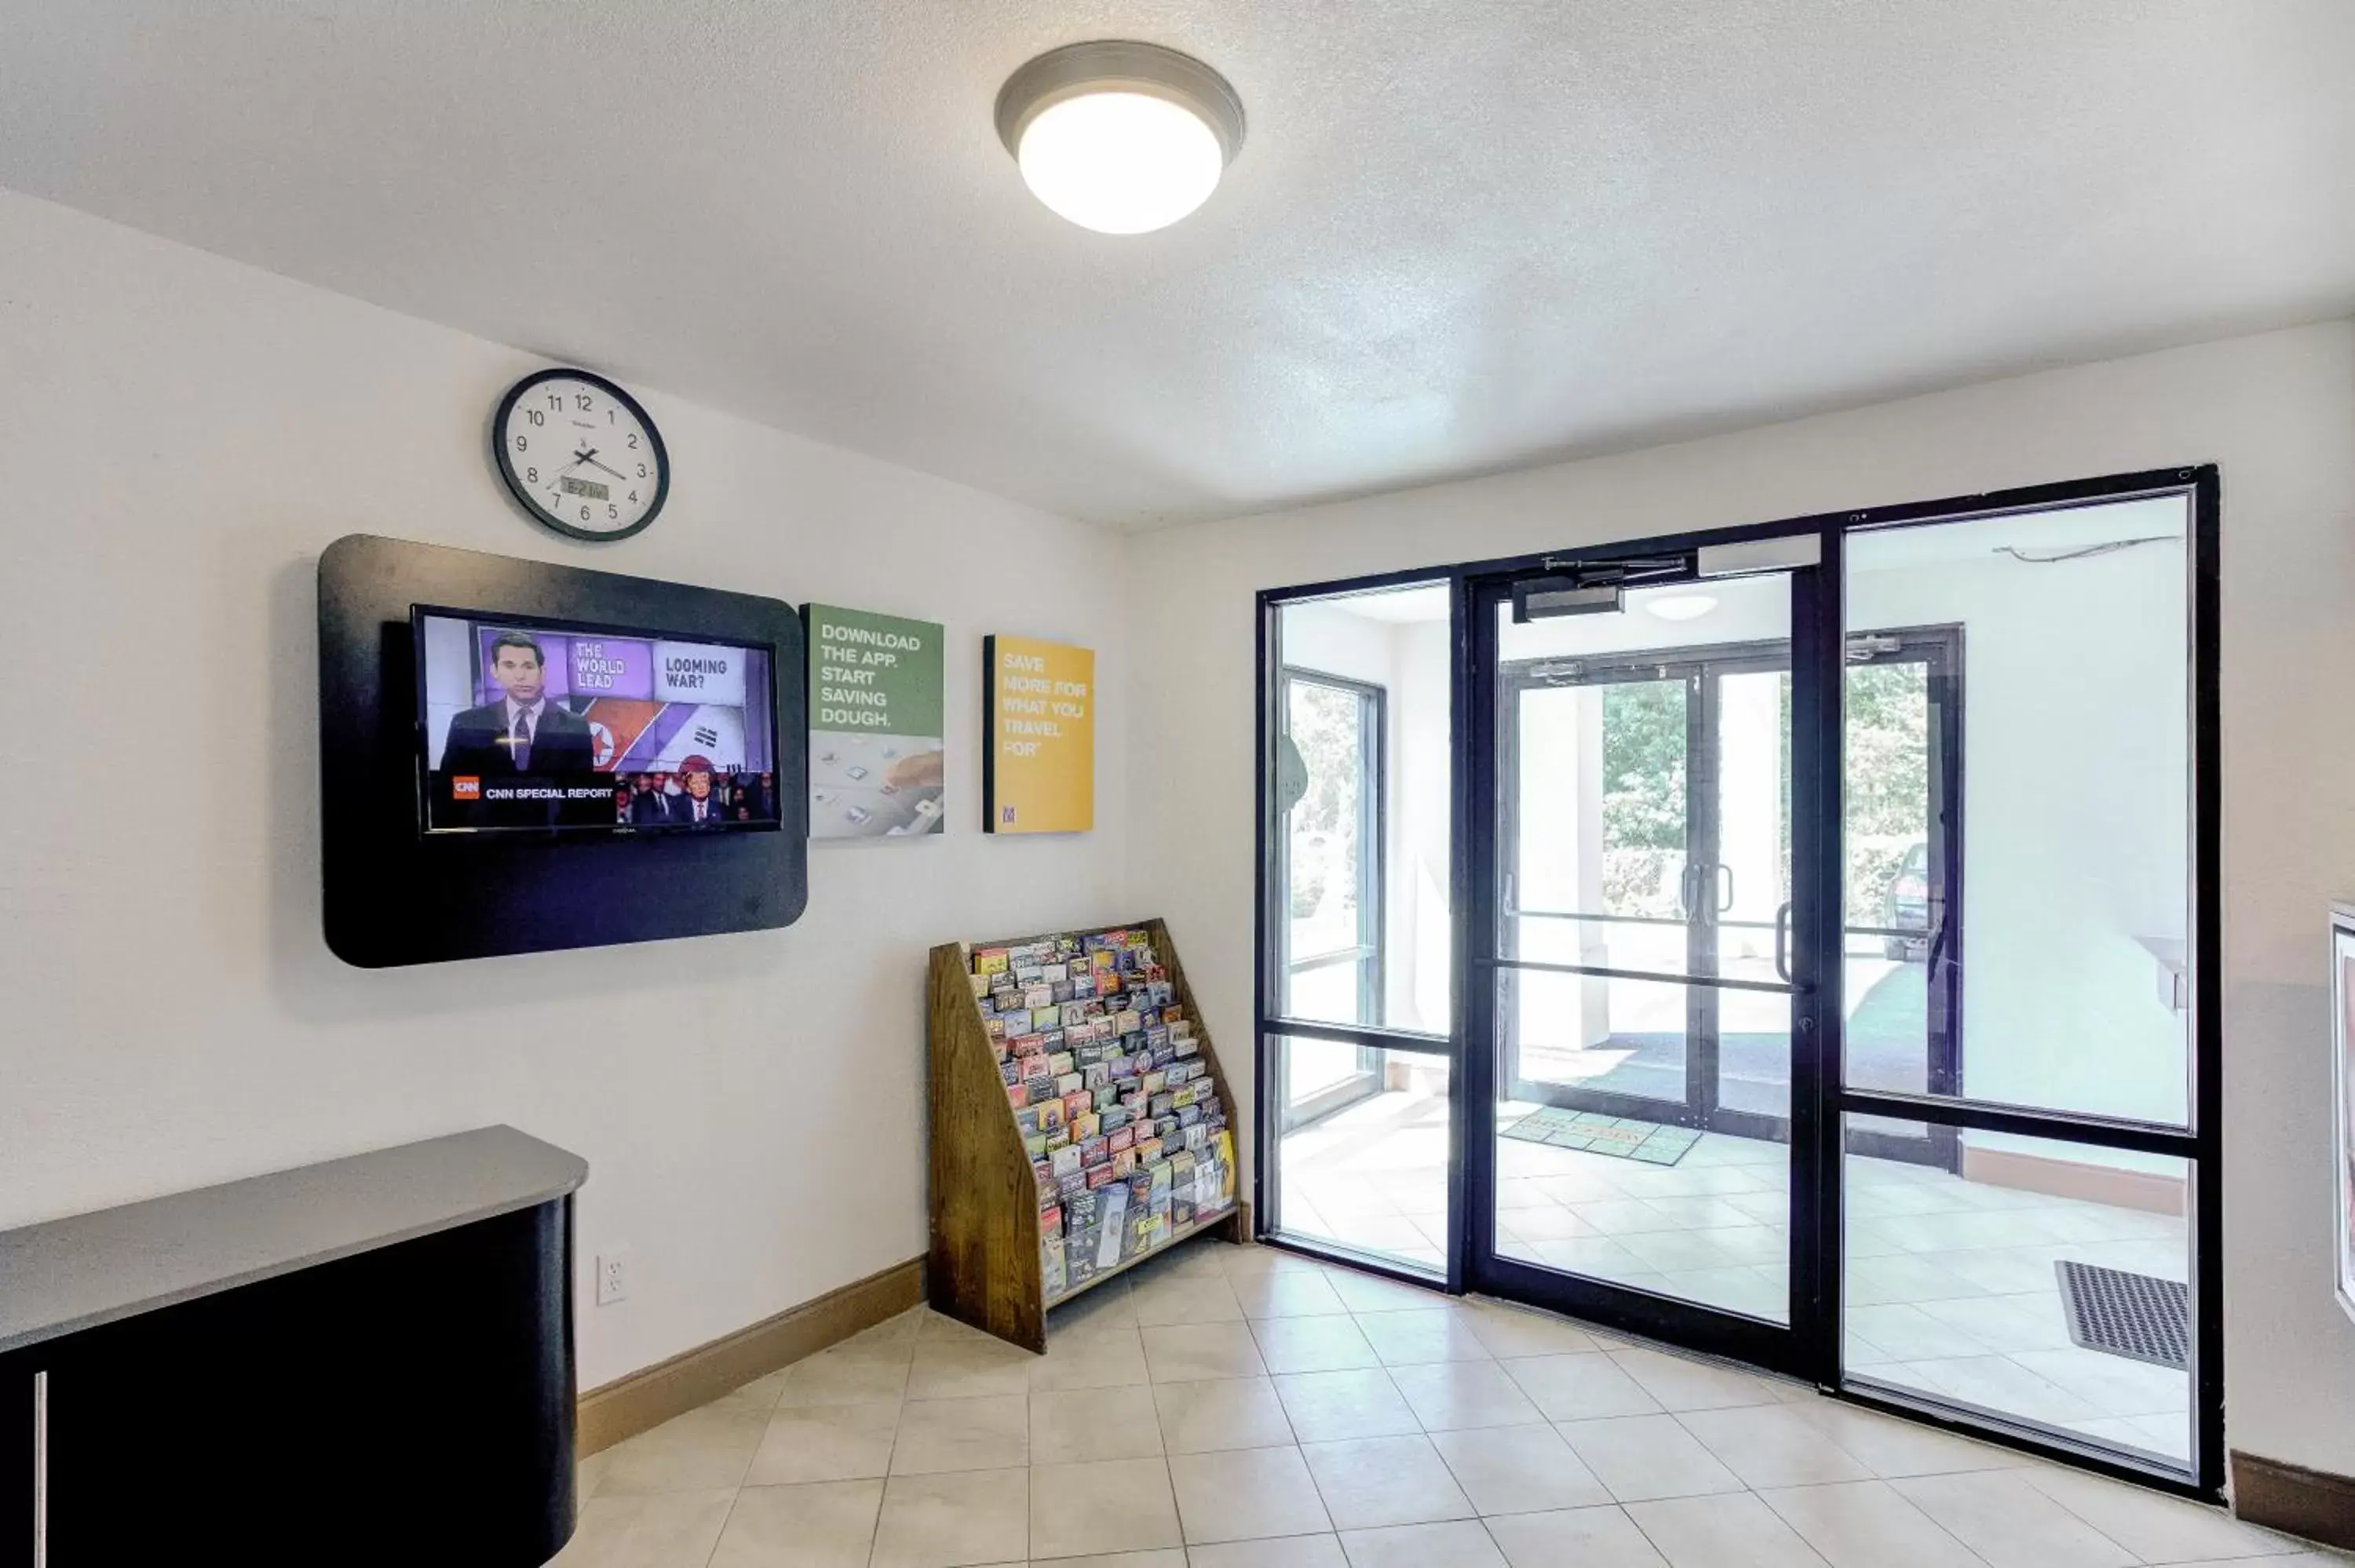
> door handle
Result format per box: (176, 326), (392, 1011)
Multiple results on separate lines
(1774, 901), (1794, 984)
(1716, 863), (1734, 914)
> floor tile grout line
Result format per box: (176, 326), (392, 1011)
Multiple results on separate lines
(853, 1387), (904, 1568)
(2004, 1463), (2227, 1566)
(686, 1267), (2205, 1568)
(1756, 1474), (2006, 1568)
(697, 1424), (766, 1568)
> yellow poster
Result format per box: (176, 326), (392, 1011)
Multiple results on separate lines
(985, 635), (1094, 833)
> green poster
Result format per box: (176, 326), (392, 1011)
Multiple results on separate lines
(804, 603), (947, 837)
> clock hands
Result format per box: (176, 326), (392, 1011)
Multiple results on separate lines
(559, 447), (630, 483)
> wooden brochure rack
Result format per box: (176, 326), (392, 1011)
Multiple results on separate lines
(926, 917), (1244, 1352)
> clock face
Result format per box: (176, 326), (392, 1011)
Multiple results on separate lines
(493, 370), (668, 542)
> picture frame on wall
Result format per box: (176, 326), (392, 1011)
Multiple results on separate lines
(983, 634), (1094, 833)
(802, 603), (947, 839)
(2331, 902), (2355, 1326)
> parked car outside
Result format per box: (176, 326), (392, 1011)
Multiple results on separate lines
(1883, 839), (1930, 961)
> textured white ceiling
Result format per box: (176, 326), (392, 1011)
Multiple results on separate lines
(2, 2), (2350, 528)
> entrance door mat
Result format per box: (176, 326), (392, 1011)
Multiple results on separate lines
(2054, 1260), (2188, 1370)
(1500, 1107), (1700, 1165)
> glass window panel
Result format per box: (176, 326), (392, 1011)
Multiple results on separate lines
(1714, 665), (1793, 1125)
(1272, 1034), (1450, 1274)
(1842, 1115), (2194, 1474)
(1282, 673), (1375, 1024)
(1496, 970), (1791, 1324)
(1844, 498), (2193, 1125)
(1501, 965), (1691, 1112)
(1274, 587), (1453, 1031)
(1502, 677), (1691, 972)
(1494, 576), (1791, 972)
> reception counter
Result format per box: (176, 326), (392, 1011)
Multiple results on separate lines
(0, 1125), (586, 1566)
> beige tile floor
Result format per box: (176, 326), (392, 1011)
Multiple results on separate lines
(560, 1238), (2331, 1568)
(1280, 1091), (2195, 1464)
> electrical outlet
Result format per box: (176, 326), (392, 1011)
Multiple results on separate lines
(596, 1249), (630, 1307)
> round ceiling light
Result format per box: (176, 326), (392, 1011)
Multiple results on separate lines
(995, 41), (1245, 235)
(1646, 593), (1719, 622)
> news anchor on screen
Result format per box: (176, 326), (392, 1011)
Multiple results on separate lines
(440, 631), (596, 776)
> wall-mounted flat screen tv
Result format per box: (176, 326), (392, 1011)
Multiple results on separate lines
(412, 605), (782, 835)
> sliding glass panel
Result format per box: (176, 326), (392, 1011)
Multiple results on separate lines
(1843, 1115), (2193, 1470)
(1274, 588), (1454, 1033)
(1845, 498), (2193, 1126)
(1272, 1034), (1451, 1274)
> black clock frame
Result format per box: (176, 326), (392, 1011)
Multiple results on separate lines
(493, 367), (671, 544)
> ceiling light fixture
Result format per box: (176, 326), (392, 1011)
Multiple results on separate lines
(995, 41), (1245, 235)
(1646, 593), (1719, 622)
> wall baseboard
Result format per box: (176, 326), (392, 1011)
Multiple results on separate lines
(1960, 1145), (2185, 1216)
(576, 1256), (925, 1457)
(2230, 1449), (2355, 1549)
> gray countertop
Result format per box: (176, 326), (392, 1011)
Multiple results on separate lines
(0, 1124), (588, 1355)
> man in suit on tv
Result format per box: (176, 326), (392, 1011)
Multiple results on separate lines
(677, 754), (730, 828)
(628, 771), (680, 826)
(439, 631), (597, 777)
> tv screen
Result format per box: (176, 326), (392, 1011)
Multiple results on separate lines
(412, 606), (783, 835)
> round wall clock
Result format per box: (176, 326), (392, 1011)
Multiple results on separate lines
(493, 368), (669, 542)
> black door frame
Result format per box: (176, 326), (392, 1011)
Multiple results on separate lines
(1250, 465), (2222, 1499)
(1463, 556), (1835, 1385)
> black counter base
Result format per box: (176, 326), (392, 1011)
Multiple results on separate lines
(2, 1199), (575, 1566)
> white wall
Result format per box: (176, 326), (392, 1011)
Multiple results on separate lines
(1126, 319), (2355, 1476)
(0, 189), (1134, 1391)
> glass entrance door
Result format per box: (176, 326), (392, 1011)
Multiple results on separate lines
(1498, 637), (1964, 1159)
(1498, 669), (1695, 1122)
(1261, 471), (2218, 1490)
(1496, 651), (1795, 1144)
(1470, 561), (1831, 1364)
